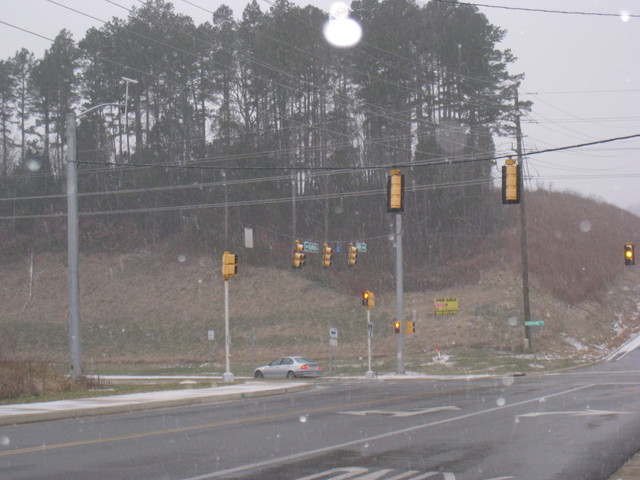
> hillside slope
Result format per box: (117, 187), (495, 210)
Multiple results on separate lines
(1, 191), (640, 367)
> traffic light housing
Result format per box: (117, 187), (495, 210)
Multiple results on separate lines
(322, 243), (332, 267)
(221, 252), (238, 280)
(502, 158), (520, 204)
(625, 242), (634, 265)
(348, 243), (358, 266)
(293, 240), (306, 268)
(405, 321), (415, 334)
(387, 169), (404, 212)
(361, 290), (375, 309)
(394, 321), (401, 333)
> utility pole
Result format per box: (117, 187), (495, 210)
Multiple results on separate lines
(122, 77), (138, 159)
(515, 87), (532, 351)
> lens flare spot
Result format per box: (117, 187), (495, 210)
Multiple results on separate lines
(323, 18), (362, 48)
(579, 220), (592, 232)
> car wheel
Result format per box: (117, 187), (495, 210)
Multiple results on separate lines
(254, 371), (263, 378)
(286, 371), (296, 379)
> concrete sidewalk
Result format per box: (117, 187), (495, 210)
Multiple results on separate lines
(0, 381), (310, 426)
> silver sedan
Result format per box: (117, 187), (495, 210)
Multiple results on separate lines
(254, 356), (324, 379)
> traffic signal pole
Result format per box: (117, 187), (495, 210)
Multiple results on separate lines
(366, 308), (374, 379)
(223, 278), (234, 383)
(388, 169), (405, 374)
(395, 212), (405, 373)
(221, 252), (237, 383)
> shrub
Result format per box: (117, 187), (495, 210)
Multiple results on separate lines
(0, 359), (102, 401)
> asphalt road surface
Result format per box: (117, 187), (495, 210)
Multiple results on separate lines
(1, 351), (639, 480)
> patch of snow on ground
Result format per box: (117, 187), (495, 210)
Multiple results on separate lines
(560, 334), (587, 351)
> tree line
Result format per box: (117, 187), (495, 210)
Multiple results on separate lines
(0, 0), (526, 289)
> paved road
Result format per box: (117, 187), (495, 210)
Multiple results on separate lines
(1, 352), (639, 479)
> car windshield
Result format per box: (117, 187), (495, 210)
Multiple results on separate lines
(1, 1), (639, 480)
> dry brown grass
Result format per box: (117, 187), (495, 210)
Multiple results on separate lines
(0, 190), (639, 373)
(0, 359), (72, 400)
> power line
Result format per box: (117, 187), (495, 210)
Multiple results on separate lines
(0, 176), (492, 220)
(1, 133), (638, 207)
(434, 0), (640, 18)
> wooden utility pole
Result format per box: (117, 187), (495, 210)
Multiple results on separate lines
(515, 87), (533, 351)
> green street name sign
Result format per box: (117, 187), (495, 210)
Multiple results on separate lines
(304, 242), (320, 254)
(524, 320), (544, 326)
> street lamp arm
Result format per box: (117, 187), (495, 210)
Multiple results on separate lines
(78, 103), (125, 118)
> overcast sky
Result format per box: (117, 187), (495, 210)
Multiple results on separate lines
(1, 0), (638, 210)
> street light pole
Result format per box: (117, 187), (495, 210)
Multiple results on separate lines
(66, 103), (123, 379)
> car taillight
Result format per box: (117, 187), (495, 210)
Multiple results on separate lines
(301, 365), (308, 369)
(318, 366), (323, 370)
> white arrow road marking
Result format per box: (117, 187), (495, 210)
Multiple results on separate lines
(517, 409), (630, 419)
(339, 406), (461, 417)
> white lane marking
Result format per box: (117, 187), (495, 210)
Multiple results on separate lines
(296, 468), (443, 479)
(339, 406), (461, 417)
(181, 385), (592, 480)
(517, 409), (630, 419)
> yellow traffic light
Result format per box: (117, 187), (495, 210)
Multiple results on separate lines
(394, 321), (401, 333)
(221, 252), (238, 280)
(502, 158), (520, 204)
(361, 290), (375, 309)
(405, 321), (415, 334)
(387, 169), (404, 212)
(322, 243), (332, 267)
(293, 240), (306, 268)
(625, 242), (634, 265)
(362, 291), (369, 306)
(348, 243), (358, 266)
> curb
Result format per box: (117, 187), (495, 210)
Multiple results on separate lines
(0, 382), (312, 427)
